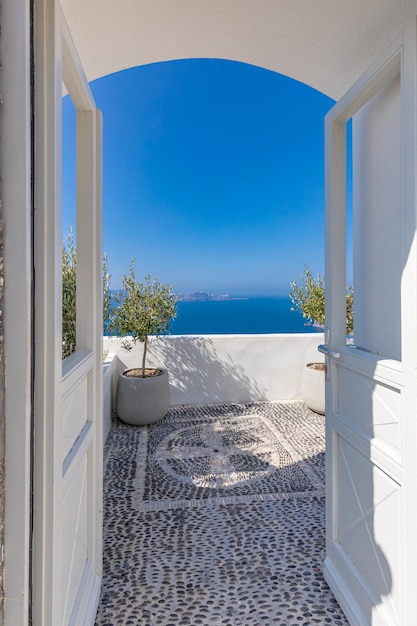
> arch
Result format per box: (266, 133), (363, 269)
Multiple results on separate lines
(61, 0), (417, 99)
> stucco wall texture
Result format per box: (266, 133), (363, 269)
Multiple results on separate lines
(0, 7), (5, 623)
(0, 186), (5, 626)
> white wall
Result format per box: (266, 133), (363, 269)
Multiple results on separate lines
(103, 359), (114, 442)
(103, 333), (324, 425)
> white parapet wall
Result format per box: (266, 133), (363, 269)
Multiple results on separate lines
(103, 333), (324, 438)
(103, 358), (114, 442)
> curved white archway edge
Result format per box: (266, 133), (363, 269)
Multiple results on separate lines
(61, 0), (417, 99)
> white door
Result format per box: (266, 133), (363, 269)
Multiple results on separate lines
(320, 18), (417, 626)
(33, 4), (103, 625)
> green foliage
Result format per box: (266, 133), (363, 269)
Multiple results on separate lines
(345, 287), (354, 336)
(289, 264), (354, 335)
(62, 229), (77, 359)
(110, 259), (177, 377)
(62, 229), (112, 359)
(103, 252), (112, 336)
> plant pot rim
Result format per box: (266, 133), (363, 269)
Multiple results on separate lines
(306, 362), (325, 371)
(122, 367), (166, 378)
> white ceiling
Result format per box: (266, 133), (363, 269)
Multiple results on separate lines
(61, 0), (417, 99)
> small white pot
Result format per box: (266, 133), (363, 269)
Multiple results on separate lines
(301, 363), (325, 415)
(117, 368), (170, 425)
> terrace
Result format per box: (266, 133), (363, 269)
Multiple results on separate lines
(96, 333), (351, 625)
(102, 333), (325, 438)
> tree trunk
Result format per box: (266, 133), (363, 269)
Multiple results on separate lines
(141, 336), (148, 377)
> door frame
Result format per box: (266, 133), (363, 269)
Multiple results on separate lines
(2, 0), (33, 623)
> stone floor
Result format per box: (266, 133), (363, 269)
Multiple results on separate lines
(95, 401), (349, 626)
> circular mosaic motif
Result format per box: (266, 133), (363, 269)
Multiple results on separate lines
(153, 416), (294, 489)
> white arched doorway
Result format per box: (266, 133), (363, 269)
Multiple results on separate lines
(4, 2), (417, 625)
(34, 7), (417, 626)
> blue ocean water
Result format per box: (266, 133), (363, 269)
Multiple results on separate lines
(168, 296), (322, 335)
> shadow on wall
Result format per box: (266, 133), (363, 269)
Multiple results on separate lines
(112, 336), (266, 408)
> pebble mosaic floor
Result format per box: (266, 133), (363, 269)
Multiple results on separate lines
(95, 401), (349, 626)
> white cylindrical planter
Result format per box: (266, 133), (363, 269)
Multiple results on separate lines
(301, 363), (325, 415)
(117, 368), (170, 425)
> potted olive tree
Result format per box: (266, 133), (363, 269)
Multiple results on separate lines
(289, 264), (353, 414)
(110, 259), (177, 425)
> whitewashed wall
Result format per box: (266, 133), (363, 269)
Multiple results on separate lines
(103, 360), (114, 442)
(103, 333), (324, 437)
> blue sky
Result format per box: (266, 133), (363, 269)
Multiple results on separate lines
(62, 59), (335, 295)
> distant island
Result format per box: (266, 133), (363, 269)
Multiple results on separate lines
(175, 292), (248, 302)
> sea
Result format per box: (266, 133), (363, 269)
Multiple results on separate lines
(167, 296), (322, 335)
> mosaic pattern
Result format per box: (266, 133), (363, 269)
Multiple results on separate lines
(95, 402), (348, 626)
(135, 403), (324, 512)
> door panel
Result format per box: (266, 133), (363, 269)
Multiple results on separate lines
(62, 372), (89, 461)
(34, 5), (103, 625)
(322, 18), (417, 626)
(61, 353), (99, 626)
(337, 366), (401, 454)
(337, 435), (401, 624)
(61, 455), (89, 625)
